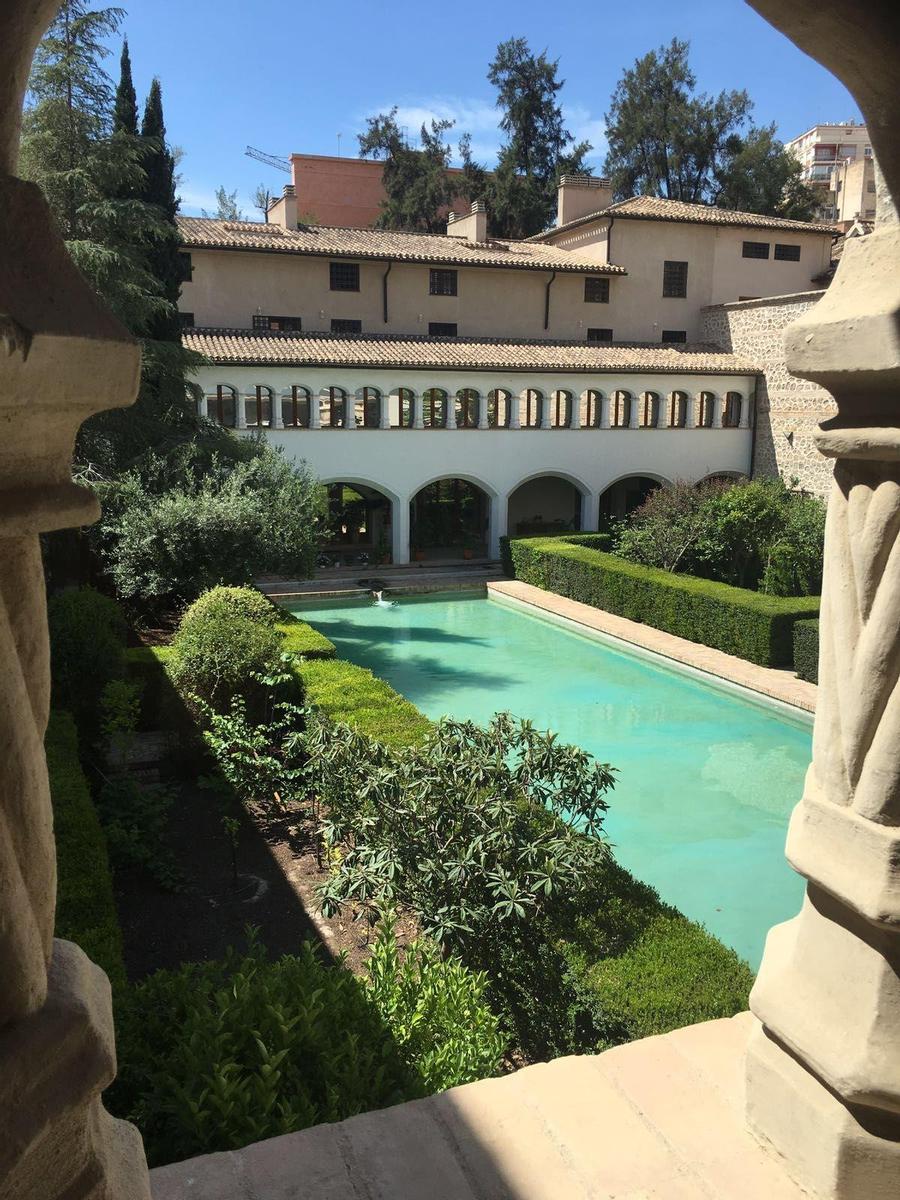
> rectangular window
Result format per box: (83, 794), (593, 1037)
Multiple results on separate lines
(586, 327), (613, 342)
(252, 314), (302, 332)
(177, 251), (193, 282)
(429, 268), (458, 296)
(329, 261), (360, 291)
(742, 241), (770, 259)
(178, 311), (194, 329)
(331, 318), (362, 334)
(584, 276), (610, 303)
(428, 322), (457, 336)
(867, 179), (876, 193)
(773, 244), (801, 262)
(661, 330), (687, 343)
(662, 260), (688, 298)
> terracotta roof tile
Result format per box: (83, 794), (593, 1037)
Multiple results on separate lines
(184, 327), (758, 376)
(528, 196), (840, 241)
(177, 216), (626, 275)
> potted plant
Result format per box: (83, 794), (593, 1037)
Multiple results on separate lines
(462, 539), (476, 560)
(376, 531), (391, 565)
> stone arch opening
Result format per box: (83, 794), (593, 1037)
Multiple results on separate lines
(508, 473), (585, 538)
(247, 384), (274, 428)
(282, 385), (311, 429)
(207, 383), (237, 427)
(322, 481), (393, 565)
(487, 388), (512, 428)
(599, 474), (665, 524)
(410, 478), (490, 560)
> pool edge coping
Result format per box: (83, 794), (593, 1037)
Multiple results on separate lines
(487, 580), (816, 722)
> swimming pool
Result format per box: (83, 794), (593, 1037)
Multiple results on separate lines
(288, 591), (811, 968)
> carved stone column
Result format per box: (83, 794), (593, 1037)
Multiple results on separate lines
(744, 5), (900, 1196)
(1, 3), (150, 1196)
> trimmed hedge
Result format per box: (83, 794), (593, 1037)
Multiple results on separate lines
(560, 859), (753, 1047)
(500, 531), (611, 575)
(508, 536), (819, 667)
(793, 619), (819, 684)
(46, 710), (126, 990)
(278, 619), (337, 660)
(294, 657), (432, 750)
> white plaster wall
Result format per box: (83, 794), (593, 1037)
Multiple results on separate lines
(196, 364), (755, 562)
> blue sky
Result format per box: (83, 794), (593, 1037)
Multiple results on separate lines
(113, 0), (860, 217)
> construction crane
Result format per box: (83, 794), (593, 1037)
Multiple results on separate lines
(245, 146), (290, 174)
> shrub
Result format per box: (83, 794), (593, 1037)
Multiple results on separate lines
(48, 587), (127, 728)
(170, 607), (283, 713)
(179, 585), (277, 631)
(95, 775), (182, 891)
(615, 476), (826, 597)
(93, 446), (326, 617)
(312, 712), (615, 954)
(124, 646), (189, 734)
(366, 916), (506, 1095)
(508, 537), (819, 666)
(45, 711), (126, 991)
(111, 925), (504, 1166)
(793, 618), (819, 683)
(614, 480), (725, 574)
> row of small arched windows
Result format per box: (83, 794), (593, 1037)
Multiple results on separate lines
(206, 385), (746, 431)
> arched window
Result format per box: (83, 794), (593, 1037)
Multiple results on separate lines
(247, 384), (273, 428)
(641, 392), (660, 428)
(699, 391), (715, 428)
(282, 385), (310, 429)
(523, 389), (542, 429)
(360, 386), (381, 429)
(550, 390), (571, 428)
(456, 388), (479, 429)
(209, 384), (237, 428)
(322, 387), (346, 428)
(669, 391), (688, 428)
(422, 388), (447, 429)
(724, 391), (742, 428)
(584, 390), (602, 428)
(397, 387), (414, 429)
(612, 390), (631, 428)
(487, 389), (510, 429)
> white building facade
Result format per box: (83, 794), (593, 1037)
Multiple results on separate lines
(179, 179), (835, 564)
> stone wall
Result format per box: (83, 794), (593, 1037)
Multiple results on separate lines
(702, 292), (837, 496)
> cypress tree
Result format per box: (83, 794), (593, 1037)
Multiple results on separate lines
(113, 38), (137, 134)
(140, 78), (182, 342)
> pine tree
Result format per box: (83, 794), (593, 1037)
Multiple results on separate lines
(20, 2), (198, 473)
(602, 39), (813, 217)
(358, 108), (471, 233)
(484, 37), (591, 238)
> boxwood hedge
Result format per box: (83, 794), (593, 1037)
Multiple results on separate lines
(507, 536), (819, 667)
(793, 619), (819, 684)
(46, 710), (126, 991)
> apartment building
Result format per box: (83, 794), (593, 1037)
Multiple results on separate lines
(178, 176), (836, 563)
(785, 121), (877, 224)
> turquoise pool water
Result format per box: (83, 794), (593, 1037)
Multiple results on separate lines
(288, 592), (812, 968)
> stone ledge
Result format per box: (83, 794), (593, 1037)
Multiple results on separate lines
(487, 580), (817, 713)
(150, 1014), (813, 1200)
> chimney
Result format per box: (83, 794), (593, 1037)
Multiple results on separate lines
(269, 183), (298, 229)
(557, 175), (612, 227)
(447, 199), (489, 242)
